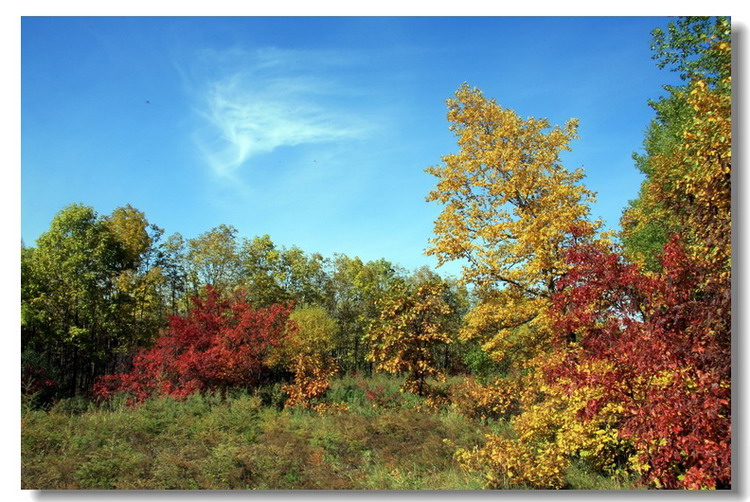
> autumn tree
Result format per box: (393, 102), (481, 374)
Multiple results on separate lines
(94, 286), (292, 403)
(329, 255), (406, 373)
(425, 83), (600, 366)
(545, 236), (730, 488)
(366, 281), (453, 397)
(458, 19), (732, 489)
(270, 306), (340, 409)
(621, 16), (730, 273)
(409, 266), (470, 374)
(425, 85), (614, 488)
(607, 17), (731, 487)
(456, 231), (729, 489)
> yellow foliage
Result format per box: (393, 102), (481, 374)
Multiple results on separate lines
(450, 377), (517, 421)
(366, 282), (453, 397)
(283, 353), (340, 410)
(426, 84), (601, 365)
(620, 39), (730, 281)
(445, 35), (731, 492)
(456, 435), (568, 489)
(456, 349), (633, 488)
(267, 305), (337, 369)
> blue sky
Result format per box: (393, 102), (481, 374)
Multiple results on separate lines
(21, 16), (684, 277)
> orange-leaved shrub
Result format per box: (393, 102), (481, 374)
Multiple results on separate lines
(450, 377), (518, 421)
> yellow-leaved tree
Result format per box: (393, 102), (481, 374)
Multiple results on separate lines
(268, 305), (342, 411)
(621, 71), (731, 283)
(619, 17), (730, 280)
(426, 84), (612, 488)
(426, 83), (600, 366)
(366, 281), (453, 398)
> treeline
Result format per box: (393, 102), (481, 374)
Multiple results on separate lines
(21, 205), (472, 403)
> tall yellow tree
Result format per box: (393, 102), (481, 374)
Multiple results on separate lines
(426, 83), (599, 363)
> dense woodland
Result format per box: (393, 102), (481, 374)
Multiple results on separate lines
(22, 17), (731, 490)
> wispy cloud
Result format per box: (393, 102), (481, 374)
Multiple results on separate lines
(187, 47), (371, 180)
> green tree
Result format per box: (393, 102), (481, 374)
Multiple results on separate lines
(238, 234), (286, 307)
(650, 16), (731, 84)
(186, 224), (241, 294)
(157, 232), (190, 315)
(276, 247), (333, 308)
(105, 204), (167, 347)
(238, 235), (334, 309)
(329, 255), (405, 373)
(104, 204), (154, 269)
(621, 16), (731, 271)
(22, 204), (164, 398)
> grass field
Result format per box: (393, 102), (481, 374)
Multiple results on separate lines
(21, 374), (638, 490)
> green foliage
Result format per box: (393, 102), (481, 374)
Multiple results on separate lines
(329, 255), (407, 373)
(621, 16), (731, 271)
(22, 377), (493, 490)
(238, 234), (286, 307)
(239, 235), (334, 308)
(186, 224), (242, 294)
(564, 459), (642, 490)
(326, 373), (422, 415)
(254, 382), (288, 410)
(650, 16), (731, 84)
(75, 439), (150, 489)
(461, 342), (507, 380)
(104, 204), (155, 269)
(22, 203), (165, 398)
(157, 232), (191, 315)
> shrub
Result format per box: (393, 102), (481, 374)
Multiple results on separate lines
(94, 286), (293, 403)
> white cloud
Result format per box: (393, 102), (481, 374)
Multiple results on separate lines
(188, 48), (371, 179)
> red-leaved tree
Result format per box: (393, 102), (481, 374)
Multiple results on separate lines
(94, 286), (294, 403)
(548, 230), (730, 489)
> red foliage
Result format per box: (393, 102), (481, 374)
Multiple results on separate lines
(94, 286), (293, 404)
(549, 234), (731, 489)
(21, 366), (57, 395)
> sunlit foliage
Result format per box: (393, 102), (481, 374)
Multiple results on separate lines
(426, 83), (601, 364)
(367, 281), (453, 397)
(93, 287), (291, 404)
